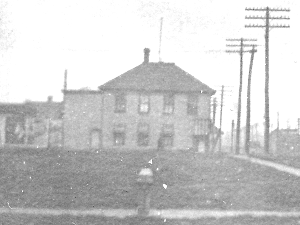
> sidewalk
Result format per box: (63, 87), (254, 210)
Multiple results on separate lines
(2, 207), (300, 219)
(232, 154), (300, 177)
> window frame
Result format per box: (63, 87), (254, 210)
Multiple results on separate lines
(161, 124), (174, 147)
(137, 123), (150, 146)
(114, 93), (126, 113)
(194, 119), (209, 135)
(163, 94), (175, 114)
(138, 94), (150, 114)
(113, 124), (126, 146)
(187, 94), (198, 115)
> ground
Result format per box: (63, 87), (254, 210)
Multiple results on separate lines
(0, 148), (300, 224)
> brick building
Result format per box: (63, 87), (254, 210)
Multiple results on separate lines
(63, 48), (215, 151)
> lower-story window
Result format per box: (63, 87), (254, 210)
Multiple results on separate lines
(138, 133), (149, 146)
(137, 123), (150, 146)
(114, 132), (125, 146)
(162, 135), (173, 147)
(159, 124), (174, 148)
(194, 119), (209, 135)
(113, 124), (126, 146)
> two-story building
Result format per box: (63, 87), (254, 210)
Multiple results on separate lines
(63, 48), (215, 151)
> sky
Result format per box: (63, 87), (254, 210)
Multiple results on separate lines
(0, 0), (299, 131)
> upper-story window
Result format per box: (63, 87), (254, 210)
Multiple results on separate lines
(139, 94), (150, 114)
(115, 93), (126, 113)
(187, 94), (198, 115)
(163, 94), (174, 114)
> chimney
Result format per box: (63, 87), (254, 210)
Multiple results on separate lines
(47, 96), (53, 103)
(143, 48), (150, 64)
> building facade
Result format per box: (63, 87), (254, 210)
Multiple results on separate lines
(0, 97), (63, 148)
(270, 128), (300, 155)
(63, 49), (215, 151)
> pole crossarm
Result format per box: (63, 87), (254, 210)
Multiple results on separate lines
(246, 16), (290, 20)
(226, 50), (257, 53)
(226, 44), (258, 47)
(246, 25), (290, 28)
(246, 7), (290, 12)
(226, 38), (257, 41)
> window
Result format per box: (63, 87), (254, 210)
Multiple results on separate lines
(113, 124), (126, 146)
(115, 93), (126, 113)
(139, 94), (150, 114)
(163, 94), (175, 114)
(137, 123), (150, 146)
(187, 95), (198, 115)
(161, 124), (174, 147)
(194, 119), (209, 135)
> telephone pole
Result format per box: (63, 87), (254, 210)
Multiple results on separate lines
(211, 86), (232, 152)
(212, 97), (217, 129)
(226, 38), (257, 155)
(245, 45), (257, 155)
(62, 69), (68, 149)
(231, 120), (235, 153)
(159, 17), (163, 62)
(245, 7), (290, 154)
(219, 85), (224, 152)
(210, 97), (217, 153)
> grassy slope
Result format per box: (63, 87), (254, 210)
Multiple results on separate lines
(0, 149), (299, 212)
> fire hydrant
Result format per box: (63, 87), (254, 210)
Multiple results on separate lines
(137, 168), (153, 216)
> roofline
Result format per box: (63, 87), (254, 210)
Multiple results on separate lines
(24, 101), (62, 104)
(98, 87), (216, 95)
(62, 89), (102, 95)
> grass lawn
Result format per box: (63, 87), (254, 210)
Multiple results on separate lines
(0, 148), (300, 213)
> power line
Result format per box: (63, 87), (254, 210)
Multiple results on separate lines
(245, 6), (290, 154)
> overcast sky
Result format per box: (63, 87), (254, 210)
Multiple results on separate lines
(0, 0), (299, 130)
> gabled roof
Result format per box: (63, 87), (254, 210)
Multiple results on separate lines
(99, 62), (215, 95)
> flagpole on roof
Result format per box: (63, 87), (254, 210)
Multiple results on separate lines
(159, 17), (163, 62)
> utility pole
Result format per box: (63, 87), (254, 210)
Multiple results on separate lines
(231, 120), (235, 153)
(158, 17), (163, 62)
(210, 86), (232, 152)
(219, 85), (224, 152)
(209, 97), (217, 153)
(226, 38), (257, 155)
(212, 97), (217, 129)
(245, 7), (290, 154)
(245, 45), (257, 155)
(62, 69), (68, 149)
